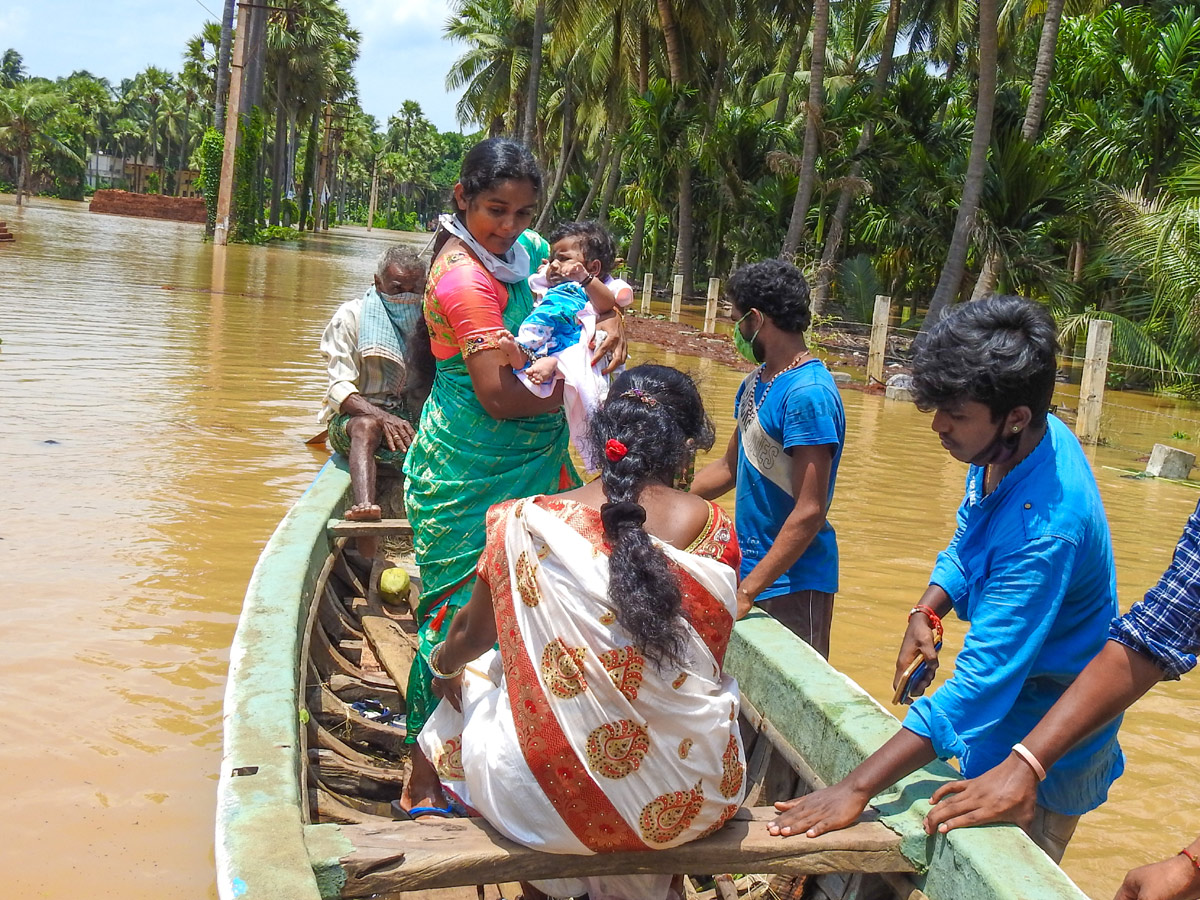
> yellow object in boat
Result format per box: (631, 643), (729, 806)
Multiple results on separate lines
(379, 567), (411, 604)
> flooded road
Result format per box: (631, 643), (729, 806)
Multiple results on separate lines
(1, 199), (1197, 899)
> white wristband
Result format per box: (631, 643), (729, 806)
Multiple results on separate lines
(1012, 742), (1047, 782)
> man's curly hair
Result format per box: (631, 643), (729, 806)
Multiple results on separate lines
(726, 259), (812, 333)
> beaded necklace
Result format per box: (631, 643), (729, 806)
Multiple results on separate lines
(749, 350), (813, 412)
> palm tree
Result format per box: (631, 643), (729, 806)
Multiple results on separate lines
(1021, 0), (1065, 141)
(521, 0), (548, 146)
(1, 49), (25, 88)
(925, 0), (1000, 325)
(134, 66), (172, 185)
(780, 0), (830, 261)
(0, 81), (71, 205)
(445, 0), (532, 135)
(812, 0), (903, 311)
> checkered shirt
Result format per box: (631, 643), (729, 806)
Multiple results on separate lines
(1110, 498), (1200, 678)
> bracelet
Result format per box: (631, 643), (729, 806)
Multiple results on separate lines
(908, 604), (944, 642)
(1181, 847), (1200, 871)
(428, 640), (466, 680)
(580, 273), (595, 287)
(1011, 742), (1047, 782)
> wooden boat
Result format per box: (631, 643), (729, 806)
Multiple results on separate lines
(217, 458), (1093, 900)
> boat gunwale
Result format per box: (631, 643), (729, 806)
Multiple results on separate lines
(216, 459), (352, 900)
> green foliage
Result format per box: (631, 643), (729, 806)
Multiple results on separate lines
(1172, 430), (1192, 441)
(232, 107), (264, 243)
(258, 225), (303, 243)
(197, 127), (223, 235)
(144, 172), (160, 194)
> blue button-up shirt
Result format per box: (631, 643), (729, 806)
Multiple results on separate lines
(904, 415), (1125, 816)
(1110, 498), (1200, 678)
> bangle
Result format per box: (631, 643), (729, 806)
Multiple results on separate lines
(580, 273), (595, 287)
(1011, 742), (1047, 782)
(908, 604), (944, 643)
(1181, 847), (1200, 871)
(428, 641), (465, 680)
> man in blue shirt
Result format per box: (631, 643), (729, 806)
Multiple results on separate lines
(924, 499), (1200, 898)
(766, 297), (1123, 864)
(692, 260), (846, 657)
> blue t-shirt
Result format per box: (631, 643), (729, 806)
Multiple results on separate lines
(904, 414), (1124, 816)
(733, 359), (846, 596)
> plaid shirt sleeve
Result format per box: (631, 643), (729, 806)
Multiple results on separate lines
(1109, 499), (1200, 679)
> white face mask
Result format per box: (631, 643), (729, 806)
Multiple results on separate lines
(438, 213), (531, 284)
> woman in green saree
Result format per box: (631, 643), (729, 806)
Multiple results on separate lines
(400, 138), (626, 813)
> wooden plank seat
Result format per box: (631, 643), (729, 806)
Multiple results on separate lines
(310, 807), (914, 898)
(328, 518), (414, 538)
(360, 615), (417, 704)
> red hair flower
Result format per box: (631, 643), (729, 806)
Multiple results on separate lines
(605, 439), (628, 462)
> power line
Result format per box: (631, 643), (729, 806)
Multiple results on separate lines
(190, 0), (220, 20)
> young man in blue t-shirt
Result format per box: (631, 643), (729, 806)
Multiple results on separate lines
(692, 260), (846, 657)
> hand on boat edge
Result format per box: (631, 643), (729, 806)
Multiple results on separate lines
(922, 754), (1037, 836)
(766, 783), (871, 838)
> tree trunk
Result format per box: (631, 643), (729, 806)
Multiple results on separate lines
(521, 0), (547, 147)
(15, 149), (25, 206)
(638, 24), (650, 95)
(811, 0), (901, 313)
(240, 4), (267, 115)
(1021, 0), (1065, 142)
(969, 247), (1002, 301)
(781, 0), (830, 259)
(269, 92), (287, 225)
(535, 87), (575, 232)
(673, 158), (695, 296)
(772, 15), (811, 124)
(656, 0), (685, 87)
(598, 144), (624, 223)
(925, 0), (999, 327)
(298, 109), (319, 230)
(628, 207), (648, 275)
(578, 132), (611, 218)
(214, 0), (236, 131)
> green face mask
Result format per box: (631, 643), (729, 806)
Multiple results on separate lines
(733, 310), (763, 364)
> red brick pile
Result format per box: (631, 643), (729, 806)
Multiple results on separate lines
(90, 190), (206, 224)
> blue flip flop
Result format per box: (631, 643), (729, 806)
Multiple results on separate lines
(390, 800), (459, 820)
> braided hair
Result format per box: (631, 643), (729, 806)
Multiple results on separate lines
(589, 365), (716, 667)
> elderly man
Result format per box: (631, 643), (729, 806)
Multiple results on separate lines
(320, 244), (427, 521)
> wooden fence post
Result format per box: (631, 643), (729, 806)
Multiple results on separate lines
(640, 273), (653, 316)
(670, 274), (684, 323)
(704, 278), (721, 332)
(1076, 318), (1113, 444)
(866, 295), (892, 385)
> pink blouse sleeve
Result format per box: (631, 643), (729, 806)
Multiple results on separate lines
(426, 255), (509, 359)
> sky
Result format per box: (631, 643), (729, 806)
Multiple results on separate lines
(0, 0), (469, 132)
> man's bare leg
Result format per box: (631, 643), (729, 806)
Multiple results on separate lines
(345, 415), (384, 520)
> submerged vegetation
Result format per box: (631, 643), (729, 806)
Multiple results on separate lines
(2, 1), (1199, 389)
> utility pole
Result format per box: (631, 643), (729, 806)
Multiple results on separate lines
(214, 1), (248, 246)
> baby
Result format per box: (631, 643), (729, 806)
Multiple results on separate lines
(497, 221), (633, 468)
(499, 221), (633, 383)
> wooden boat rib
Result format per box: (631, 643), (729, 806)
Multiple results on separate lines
(217, 458), (1093, 900)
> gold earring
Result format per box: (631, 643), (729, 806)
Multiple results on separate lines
(1012, 426), (1020, 433)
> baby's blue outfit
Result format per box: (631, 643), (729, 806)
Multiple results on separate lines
(515, 281), (589, 366)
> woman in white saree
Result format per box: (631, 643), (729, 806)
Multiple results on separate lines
(417, 365), (747, 900)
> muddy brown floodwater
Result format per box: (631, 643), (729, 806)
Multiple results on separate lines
(2, 198), (1198, 899)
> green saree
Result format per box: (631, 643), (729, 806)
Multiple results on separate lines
(402, 232), (578, 742)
